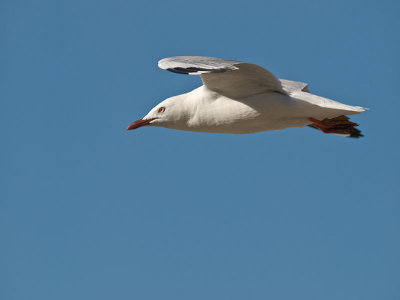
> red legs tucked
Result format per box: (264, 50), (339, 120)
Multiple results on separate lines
(308, 116), (359, 135)
(308, 118), (329, 131)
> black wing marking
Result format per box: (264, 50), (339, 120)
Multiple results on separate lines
(167, 67), (228, 75)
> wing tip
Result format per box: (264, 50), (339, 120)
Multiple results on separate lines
(158, 56), (240, 74)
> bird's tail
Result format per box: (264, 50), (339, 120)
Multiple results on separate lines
(308, 115), (363, 138)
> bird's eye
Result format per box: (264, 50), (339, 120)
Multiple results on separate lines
(158, 107), (166, 113)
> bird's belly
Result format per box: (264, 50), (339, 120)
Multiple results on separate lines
(185, 118), (310, 134)
(184, 93), (312, 134)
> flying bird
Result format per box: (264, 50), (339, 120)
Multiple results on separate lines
(127, 56), (367, 137)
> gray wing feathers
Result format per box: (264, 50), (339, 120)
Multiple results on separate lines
(158, 56), (240, 75)
(158, 56), (285, 98)
(201, 62), (284, 98)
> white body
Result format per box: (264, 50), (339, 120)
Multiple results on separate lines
(147, 85), (365, 134)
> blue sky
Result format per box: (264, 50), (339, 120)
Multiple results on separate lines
(1, 0), (399, 299)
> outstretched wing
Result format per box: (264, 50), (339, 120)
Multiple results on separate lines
(158, 56), (285, 98)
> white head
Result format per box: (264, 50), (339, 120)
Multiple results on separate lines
(127, 95), (190, 131)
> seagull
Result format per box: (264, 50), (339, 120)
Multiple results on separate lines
(127, 56), (367, 137)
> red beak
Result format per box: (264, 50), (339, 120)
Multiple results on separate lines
(127, 118), (155, 130)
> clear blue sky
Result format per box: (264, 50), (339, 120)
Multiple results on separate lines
(1, 1), (399, 299)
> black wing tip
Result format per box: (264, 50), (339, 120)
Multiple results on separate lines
(167, 68), (191, 74)
(166, 67), (228, 75)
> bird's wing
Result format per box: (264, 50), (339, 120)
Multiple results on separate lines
(158, 56), (285, 98)
(279, 79), (310, 93)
